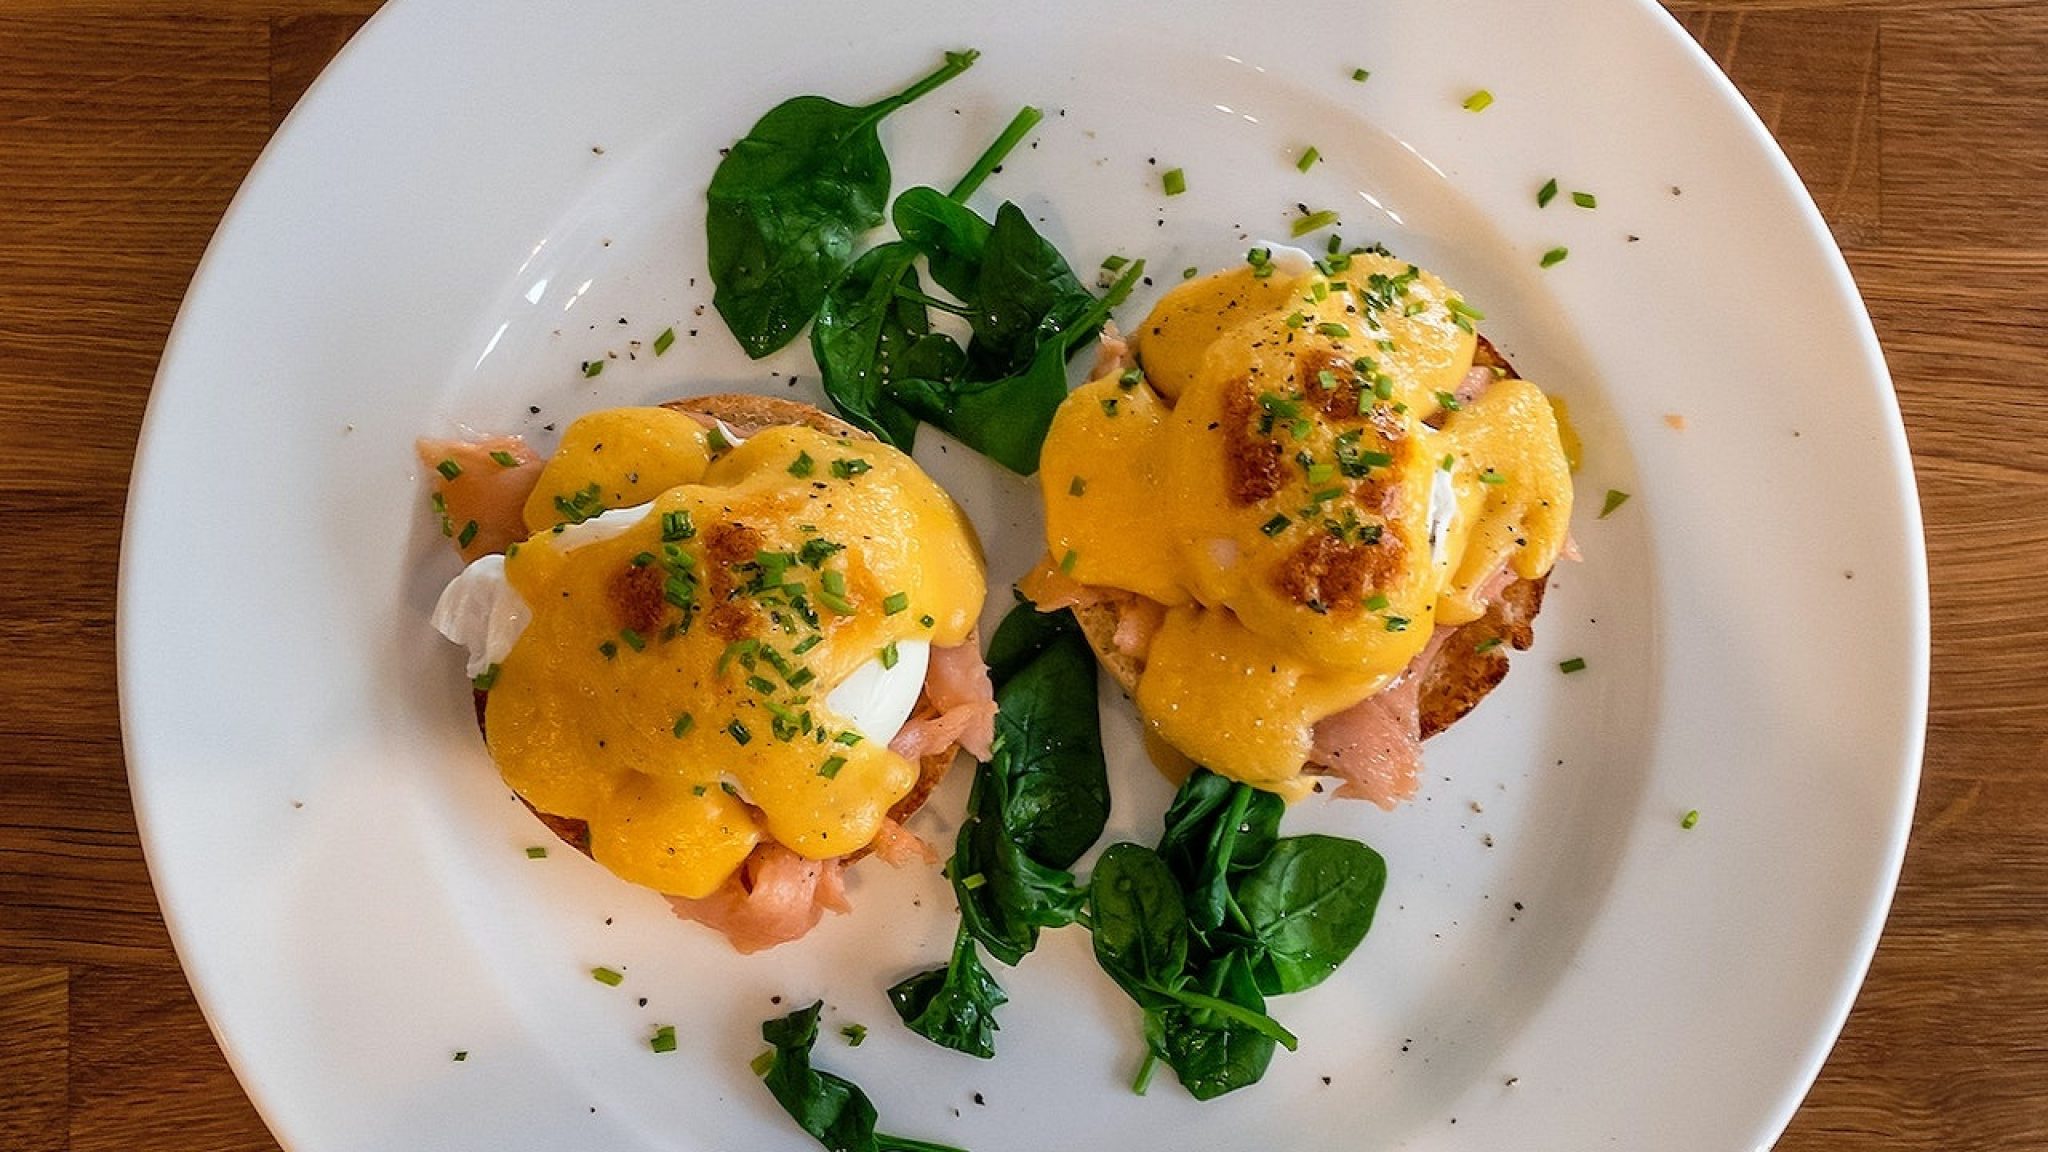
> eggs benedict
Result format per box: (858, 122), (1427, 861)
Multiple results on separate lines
(422, 395), (992, 951)
(1024, 246), (1573, 806)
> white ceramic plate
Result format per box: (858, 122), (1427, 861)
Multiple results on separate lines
(120, 1), (1926, 1148)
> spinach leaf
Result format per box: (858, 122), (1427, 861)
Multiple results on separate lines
(989, 607), (1109, 869)
(708, 50), (977, 358)
(1158, 770), (1283, 936)
(812, 106), (1038, 451)
(983, 598), (1080, 688)
(891, 186), (991, 301)
(951, 741), (1086, 966)
(1143, 953), (1279, 1101)
(759, 1001), (971, 1152)
(888, 258), (1142, 474)
(887, 924), (1008, 1059)
(811, 242), (944, 447)
(958, 202), (1096, 378)
(1237, 835), (1387, 995)
(1087, 843), (1192, 1008)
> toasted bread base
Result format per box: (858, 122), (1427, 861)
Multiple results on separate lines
(506, 394), (953, 871)
(1067, 335), (1554, 782)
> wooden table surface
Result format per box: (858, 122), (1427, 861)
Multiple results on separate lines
(2, 2), (2043, 1148)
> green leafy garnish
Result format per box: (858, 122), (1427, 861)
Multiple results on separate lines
(707, 50), (979, 358)
(758, 1002), (969, 1152)
(888, 924), (1009, 1059)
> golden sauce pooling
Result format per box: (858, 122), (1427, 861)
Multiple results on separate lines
(1039, 253), (1572, 793)
(487, 417), (985, 897)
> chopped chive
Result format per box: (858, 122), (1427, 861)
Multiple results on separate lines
(1462, 89), (1494, 112)
(879, 641), (900, 670)
(1571, 190), (1598, 210)
(1291, 209), (1341, 237)
(661, 510), (694, 541)
(1446, 297), (1486, 323)
(1352, 67), (1371, 82)
(1310, 281), (1329, 302)
(746, 674), (777, 695)
(1119, 367), (1142, 389)
(598, 640), (618, 660)
(488, 450), (519, 468)
(1069, 476), (1087, 496)
(620, 628), (645, 652)
(1101, 254), (1130, 271)
(1681, 809), (1701, 830)
(1296, 146), (1321, 172)
(1290, 418), (1313, 440)
(919, 614), (935, 628)
(792, 635), (822, 655)
(471, 663), (500, 691)
(1441, 453), (1457, 471)
(525, 845), (547, 859)
(841, 1024), (868, 1047)
(653, 326), (676, 355)
(819, 755), (847, 779)
(1285, 311), (1307, 329)
(583, 360), (604, 378)
(435, 458), (462, 480)
(1364, 594), (1390, 611)
(706, 426), (732, 452)
(960, 873), (988, 891)
(882, 592), (909, 615)
(788, 451), (814, 478)
(1540, 246), (1570, 268)
(1261, 514), (1292, 537)
(1474, 636), (1505, 654)
(456, 520), (479, 549)
(672, 713), (694, 738)
(650, 1025), (677, 1054)
(1480, 470), (1508, 486)
(1183, 266), (1199, 280)
(1317, 321), (1351, 339)
(1310, 486), (1345, 504)
(1384, 615), (1410, 632)
(820, 569), (847, 597)
(1246, 246), (1272, 267)
(592, 967), (624, 987)
(1162, 167), (1187, 196)
(1537, 178), (1559, 208)
(750, 1049), (776, 1077)
(727, 719), (752, 745)
(1559, 656), (1587, 674)
(1600, 489), (1632, 518)
(1306, 462), (1335, 484)
(830, 457), (871, 479)
(1059, 549), (1079, 574)
(835, 731), (863, 747)
(1435, 390), (1462, 412)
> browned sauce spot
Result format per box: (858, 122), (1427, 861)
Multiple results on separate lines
(608, 562), (668, 635)
(704, 521), (763, 566)
(708, 600), (757, 642)
(1365, 403), (1407, 444)
(1275, 531), (1405, 612)
(1299, 348), (1363, 420)
(1221, 381), (1285, 505)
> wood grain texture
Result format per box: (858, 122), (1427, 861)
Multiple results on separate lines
(0, 3), (2041, 1149)
(0, 967), (68, 1152)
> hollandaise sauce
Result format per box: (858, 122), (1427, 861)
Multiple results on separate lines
(1037, 251), (1572, 795)
(486, 407), (984, 897)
